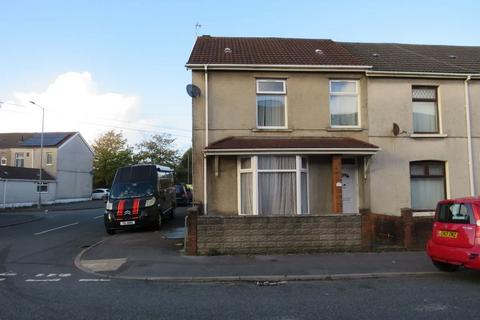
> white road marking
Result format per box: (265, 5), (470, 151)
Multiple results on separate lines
(35, 273), (45, 277)
(59, 273), (71, 277)
(47, 273), (57, 277)
(94, 215), (104, 219)
(79, 278), (110, 282)
(0, 278), (5, 282)
(26, 278), (61, 282)
(0, 272), (16, 277)
(34, 222), (79, 235)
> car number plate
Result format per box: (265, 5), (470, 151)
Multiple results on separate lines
(120, 221), (135, 226)
(438, 230), (458, 239)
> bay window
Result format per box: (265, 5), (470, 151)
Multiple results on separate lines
(238, 155), (309, 215)
(256, 79), (286, 128)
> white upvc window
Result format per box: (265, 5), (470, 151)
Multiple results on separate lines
(46, 152), (53, 165)
(15, 153), (25, 167)
(412, 86), (439, 133)
(36, 182), (48, 193)
(237, 155), (309, 215)
(0, 157), (6, 166)
(256, 79), (287, 128)
(329, 80), (360, 128)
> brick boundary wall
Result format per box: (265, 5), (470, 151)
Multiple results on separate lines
(361, 208), (434, 250)
(185, 207), (433, 255)
(187, 211), (362, 255)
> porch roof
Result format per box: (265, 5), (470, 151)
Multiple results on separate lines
(204, 136), (380, 155)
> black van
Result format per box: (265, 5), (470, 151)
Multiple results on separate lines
(104, 164), (175, 234)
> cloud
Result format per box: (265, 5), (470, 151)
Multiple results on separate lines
(0, 72), (141, 144)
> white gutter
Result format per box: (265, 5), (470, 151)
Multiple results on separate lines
(465, 75), (475, 196)
(366, 70), (480, 79)
(203, 65), (209, 215)
(186, 64), (372, 72)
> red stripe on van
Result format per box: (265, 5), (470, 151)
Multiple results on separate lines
(133, 198), (140, 218)
(117, 200), (125, 219)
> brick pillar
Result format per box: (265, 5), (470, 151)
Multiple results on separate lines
(332, 155), (343, 213)
(186, 207), (198, 255)
(360, 209), (372, 250)
(401, 208), (413, 249)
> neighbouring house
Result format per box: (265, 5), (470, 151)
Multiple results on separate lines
(0, 166), (56, 208)
(0, 132), (93, 207)
(185, 36), (480, 254)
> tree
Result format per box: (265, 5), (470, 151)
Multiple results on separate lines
(175, 148), (192, 184)
(133, 134), (179, 168)
(92, 130), (133, 187)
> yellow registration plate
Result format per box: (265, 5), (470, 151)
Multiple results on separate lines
(438, 230), (458, 239)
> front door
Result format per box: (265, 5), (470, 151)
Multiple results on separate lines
(342, 164), (357, 213)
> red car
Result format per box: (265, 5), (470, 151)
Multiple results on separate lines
(426, 197), (480, 272)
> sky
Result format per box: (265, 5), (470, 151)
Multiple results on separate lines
(0, 0), (479, 152)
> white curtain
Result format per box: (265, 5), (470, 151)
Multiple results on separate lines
(258, 172), (296, 215)
(330, 95), (358, 126)
(240, 173), (253, 214)
(413, 101), (437, 132)
(411, 177), (444, 210)
(301, 172), (308, 214)
(258, 156), (296, 215)
(257, 95), (285, 127)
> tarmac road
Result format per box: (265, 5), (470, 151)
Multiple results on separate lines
(1, 206), (480, 320)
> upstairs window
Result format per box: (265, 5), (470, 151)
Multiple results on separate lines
(410, 161), (446, 211)
(412, 86), (439, 133)
(256, 79), (286, 128)
(46, 152), (53, 165)
(329, 80), (360, 127)
(36, 182), (48, 193)
(0, 157), (6, 166)
(15, 153), (24, 167)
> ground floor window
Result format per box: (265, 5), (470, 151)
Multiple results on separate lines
(36, 182), (48, 193)
(410, 161), (446, 211)
(238, 155), (308, 215)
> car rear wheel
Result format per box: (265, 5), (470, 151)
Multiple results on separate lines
(106, 228), (116, 235)
(432, 260), (459, 272)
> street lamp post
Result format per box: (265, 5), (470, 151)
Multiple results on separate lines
(29, 101), (45, 209)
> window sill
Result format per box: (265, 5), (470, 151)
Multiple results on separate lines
(327, 127), (363, 132)
(410, 133), (448, 138)
(252, 128), (293, 132)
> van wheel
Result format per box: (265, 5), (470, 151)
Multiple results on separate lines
(106, 228), (115, 235)
(432, 260), (459, 272)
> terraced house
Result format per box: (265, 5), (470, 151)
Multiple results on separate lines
(186, 36), (480, 221)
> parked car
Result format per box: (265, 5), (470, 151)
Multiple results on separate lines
(426, 197), (480, 272)
(104, 164), (176, 235)
(92, 188), (109, 200)
(176, 184), (192, 206)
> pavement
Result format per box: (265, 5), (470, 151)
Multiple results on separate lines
(76, 207), (441, 282)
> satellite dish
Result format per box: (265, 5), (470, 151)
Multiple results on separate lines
(186, 84), (201, 98)
(392, 123), (400, 136)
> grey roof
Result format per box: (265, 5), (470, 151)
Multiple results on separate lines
(340, 42), (480, 74)
(0, 132), (76, 148)
(0, 166), (55, 181)
(187, 36), (364, 66)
